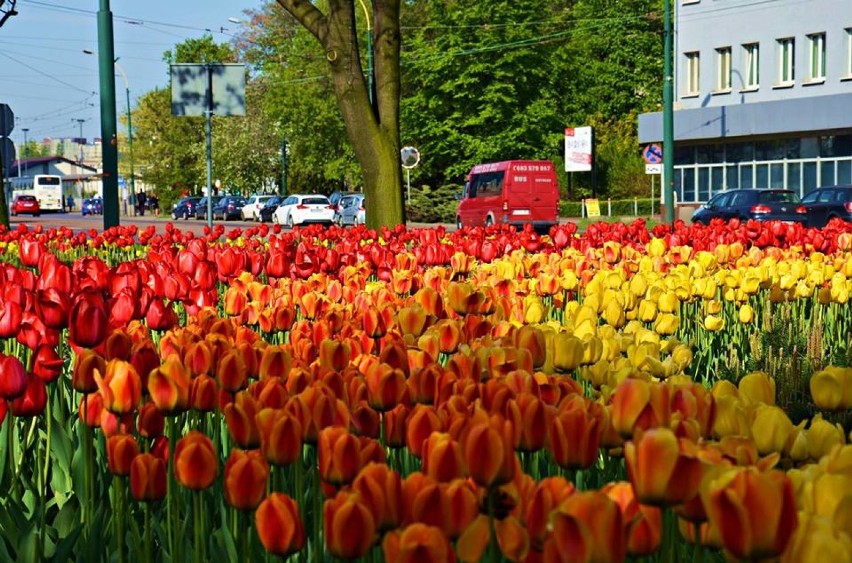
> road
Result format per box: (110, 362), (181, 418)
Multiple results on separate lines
(7, 211), (455, 236)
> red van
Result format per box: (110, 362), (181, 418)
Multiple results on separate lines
(455, 160), (560, 231)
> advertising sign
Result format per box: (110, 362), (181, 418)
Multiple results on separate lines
(564, 126), (593, 172)
(584, 198), (601, 217)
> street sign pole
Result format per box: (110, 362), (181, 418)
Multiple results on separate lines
(0, 103), (15, 227)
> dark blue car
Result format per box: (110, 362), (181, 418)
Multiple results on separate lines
(258, 196), (284, 223)
(171, 196), (202, 220)
(81, 197), (103, 216)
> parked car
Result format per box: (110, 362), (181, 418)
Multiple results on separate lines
(242, 194), (276, 221)
(82, 197), (104, 216)
(799, 185), (852, 228)
(258, 196), (284, 223)
(329, 191), (358, 215)
(10, 194), (40, 217)
(212, 195), (246, 221)
(194, 196), (223, 220)
(335, 194), (366, 226)
(171, 196), (202, 220)
(273, 194), (335, 227)
(455, 160), (560, 232)
(691, 189), (807, 225)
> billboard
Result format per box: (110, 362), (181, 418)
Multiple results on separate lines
(170, 64), (246, 117)
(564, 126), (593, 172)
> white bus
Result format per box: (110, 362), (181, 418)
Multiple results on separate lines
(9, 175), (64, 211)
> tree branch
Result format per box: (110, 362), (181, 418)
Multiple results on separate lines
(274, 0), (327, 43)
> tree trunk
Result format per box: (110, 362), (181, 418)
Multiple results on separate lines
(275, 0), (404, 229)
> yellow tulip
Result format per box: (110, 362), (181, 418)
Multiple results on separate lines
(653, 313), (679, 336)
(741, 275), (761, 295)
(781, 512), (852, 563)
(738, 303), (755, 324)
(806, 415), (846, 461)
(813, 472), (852, 520)
(523, 294), (545, 325)
(582, 358), (613, 389)
(712, 395), (751, 439)
(703, 315), (724, 332)
(657, 292), (679, 314)
(711, 379), (739, 400)
(670, 344), (693, 371)
(637, 300), (657, 323)
(603, 298), (626, 329)
(811, 367), (852, 411)
(647, 238), (666, 258)
(786, 428), (810, 462)
(553, 333), (585, 373)
(628, 273), (648, 297)
(582, 335), (603, 365)
(738, 371), (776, 406)
(751, 405), (795, 455)
(704, 300), (723, 315)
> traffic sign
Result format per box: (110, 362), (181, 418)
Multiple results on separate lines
(0, 137), (14, 173)
(645, 163), (662, 175)
(643, 143), (663, 164)
(0, 104), (13, 137)
(401, 146), (420, 169)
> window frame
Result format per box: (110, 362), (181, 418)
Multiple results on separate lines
(777, 37), (795, 86)
(807, 32), (826, 82)
(684, 51), (701, 96)
(715, 46), (732, 92)
(742, 43), (760, 89)
(846, 28), (852, 77)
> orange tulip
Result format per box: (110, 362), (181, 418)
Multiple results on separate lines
(383, 523), (456, 563)
(147, 357), (190, 415)
(462, 419), (515, 488)
(457, 513), (530, 562)
(324, 491), (377, 559)
(421, 432), (466, 482)
(624, 428), (703, 507)
(602, 482), (662, 557)
(71, 349), (105, 394)
(548, 397), (601, 469)
(705, 468), (798, 560)
(670, 383), (716, 438)
(258, 345), (292, 380)
(435, 320), (462, 354)
(189, 374), (217, 413)
(319, 339), (352, 373)
(224, 449), (270, 511)
(352, 463), (403, 532)
(216, 349), (249, 393)
(318, 427), (363, 486)
(256, 492), (305, 556)
(223, 391), (261, 449)
(397, 305), (429, 338)
(106, 434), (140, 477)
(130, 452), (167, 502)
(364, 362), (408, 412)
(610, 378), (670, 439)
(95, 359), (142, 415)
(183, 341), (213, 378)
(384, 404), (410, 448)
(513, 394), (552, 452)
(136, 401), (165, 439)
(173, 431), (218, 490)
(255, 408), (303, 466)
(401, 473), (450, 531)
(526, 477), (576, 550)
(543, 491), (626, 563)
(406, 404), (444, 457)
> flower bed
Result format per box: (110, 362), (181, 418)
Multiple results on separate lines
(0, 217), (850, 562)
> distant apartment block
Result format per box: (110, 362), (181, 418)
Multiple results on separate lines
(639, 0), (852, 204)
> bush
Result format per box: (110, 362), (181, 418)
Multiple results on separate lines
(406, 183), (460, 223)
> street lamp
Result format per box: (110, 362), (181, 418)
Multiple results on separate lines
(21, 127), (28, 176)
(84, 48), (135, 215)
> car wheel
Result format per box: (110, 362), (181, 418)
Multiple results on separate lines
(10, 210), (16, 217)
(287, 215), (295, 229)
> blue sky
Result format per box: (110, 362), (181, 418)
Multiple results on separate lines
(0, 0), (264, 151)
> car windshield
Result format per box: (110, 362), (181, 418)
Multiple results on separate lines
(19, 196), (36, 201)
(303, 197), (330, 205)
(759, 191), (799, 204)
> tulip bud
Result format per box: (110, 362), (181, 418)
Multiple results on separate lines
(224, 449), (269, 511)
(107, 434), (140, 477)
(130, 453), (167, 502)
(256, 493), (305, 556)
(173, 431), (218, 490)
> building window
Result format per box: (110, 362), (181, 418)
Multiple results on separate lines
(808, 33), (826, 81)
(777, 38), (795, 84)
(846, 28), (852, 76)
(743, 43), (760, 88)
(685, 51), (700, 95)
(716, 47), (732, 91)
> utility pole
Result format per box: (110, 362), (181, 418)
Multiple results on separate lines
(97, 0), (119, 229)
(75, 119), (85, 165)
(663, 0), (675, 224)
(21, 127), (28, 176)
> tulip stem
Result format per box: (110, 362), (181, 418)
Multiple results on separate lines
(194, 489), (204, 563)
(692, 523), (703, 563)
(294, 456), (305, 563)
(113, 474), (126, 563)
(312, 454), (322, 563)
(167, 416), (179, 562)
(144, 505), (153, 563)
(487, 489), (499, 563)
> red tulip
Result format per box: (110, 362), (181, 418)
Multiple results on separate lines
(0, 299), (22, 339)
(107, 434), (140, 476)
(0, 353), (28, 400)
(69, 293), (108, 348)
(256, 493), (306, 556)
(31, 344), (64, 383)
(173, 431), (218, 490)
(130, 453), (167, 502)
(10, 372), (47, 417)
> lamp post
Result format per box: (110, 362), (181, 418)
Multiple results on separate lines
(84, 49), (134, 215)
(21, 127), (28, 176)
(663, 0), (675, 224)
(96, 0), (119, 229)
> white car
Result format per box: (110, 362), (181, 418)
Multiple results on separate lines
(241, 194), (276, 221)
(273, 194), (335, 227)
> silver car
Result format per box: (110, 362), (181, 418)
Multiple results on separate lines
(335, 194), (365, 226)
